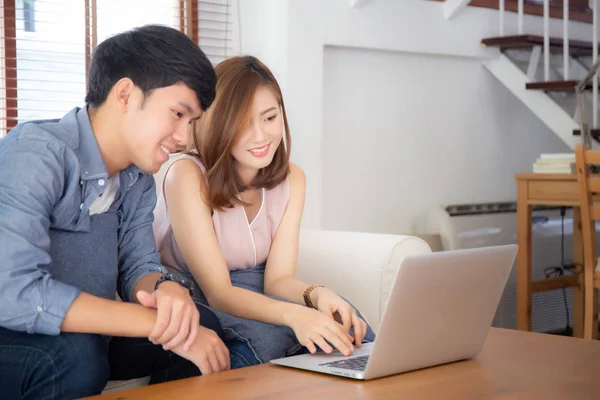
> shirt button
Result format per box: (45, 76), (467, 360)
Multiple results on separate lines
(80, 203), (84, 210)
(37, 306), (42, 313)
(79, 180), (83, 185)
(98, 179), (105, 186)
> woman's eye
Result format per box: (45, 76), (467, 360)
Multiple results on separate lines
(266, 114), (277, 122)
(174, 111), (183, 118)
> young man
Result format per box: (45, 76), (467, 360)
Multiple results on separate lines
(0, 25), (229, 399)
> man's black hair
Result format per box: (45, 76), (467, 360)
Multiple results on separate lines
(85, 24), (216, 111)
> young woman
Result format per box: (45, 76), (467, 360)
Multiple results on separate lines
(153, 55), (374, 368)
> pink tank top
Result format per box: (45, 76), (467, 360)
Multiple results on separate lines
(153, 154), (291, 272)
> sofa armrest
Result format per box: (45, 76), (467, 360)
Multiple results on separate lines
(295, 229), (431, 333)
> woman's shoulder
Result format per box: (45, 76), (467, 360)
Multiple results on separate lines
(266, 162), (304, 203)
(166, 153), (206, 178)
(288, 162), (305, 185)
(171, 152), (205, 170)
(163, 153), (208, 195)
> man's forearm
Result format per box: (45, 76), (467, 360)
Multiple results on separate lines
(61, 292), (157, 337)
(130, 272), (163, 304)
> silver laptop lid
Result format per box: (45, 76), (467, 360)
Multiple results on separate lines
(364, 245), (517, 379)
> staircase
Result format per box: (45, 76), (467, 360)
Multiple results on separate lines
(463, 1), (600, 148)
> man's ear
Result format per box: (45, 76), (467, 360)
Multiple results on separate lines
(113, 78), (135, 112)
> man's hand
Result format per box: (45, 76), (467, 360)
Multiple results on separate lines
(137, 281), (199, 351)
(171, 326), (230, 375)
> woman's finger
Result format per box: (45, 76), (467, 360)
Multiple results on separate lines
(310, 334), (333, 354)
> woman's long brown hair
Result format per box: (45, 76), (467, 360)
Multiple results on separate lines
(189, 56), (291, 211)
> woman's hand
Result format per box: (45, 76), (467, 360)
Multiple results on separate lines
(311, 287), (368, 347)
(285, 305), (355, 355)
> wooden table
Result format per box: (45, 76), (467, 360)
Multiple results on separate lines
(515, 173), (584, 337)
(87, 328), (600, 399)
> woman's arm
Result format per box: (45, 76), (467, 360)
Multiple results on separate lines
(263, 163), (314, 304)
(164, 160), (354, 355)
(263, 163), (368, 345)
(165, 160), (302, 324)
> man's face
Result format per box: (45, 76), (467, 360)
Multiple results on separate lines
(122, 83), (201, 174)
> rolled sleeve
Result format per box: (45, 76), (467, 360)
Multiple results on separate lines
(0, 135), (81, 335)
(117, 174), (165, 303)
(28, 278), (81, 335)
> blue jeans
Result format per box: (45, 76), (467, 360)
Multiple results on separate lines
(0, 328), (109, 400)
(0, 303), (223, 399)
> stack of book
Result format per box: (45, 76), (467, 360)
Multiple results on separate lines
(533, 153), (576, 174)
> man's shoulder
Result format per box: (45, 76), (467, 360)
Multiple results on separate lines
(1, 108), (81, 153)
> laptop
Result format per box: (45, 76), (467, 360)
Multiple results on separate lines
(270, 244), (517, 380)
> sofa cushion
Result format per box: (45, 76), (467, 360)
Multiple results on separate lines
(295, 229), (432, 332)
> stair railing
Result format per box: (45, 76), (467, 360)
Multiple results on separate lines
(577, 55), (600, 147)
(498, 0), (599, 137)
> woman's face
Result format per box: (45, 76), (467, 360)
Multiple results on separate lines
(231, 85), (283, 177)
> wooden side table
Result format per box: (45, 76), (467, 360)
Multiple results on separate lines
(515, 173), (584, 337)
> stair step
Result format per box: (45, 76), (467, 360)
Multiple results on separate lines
(573, 129), (600, 138)
(525, 80), (599, 91)
(481, 35), (599, 56)
(469, 0), (593, 24)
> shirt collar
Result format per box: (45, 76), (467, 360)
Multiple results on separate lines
(69, 106), (145, 187)
(74, 106), (109, 181)
(121, 164), (143, 189)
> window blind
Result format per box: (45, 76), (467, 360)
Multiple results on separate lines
(0, 0), (238, 138)
(198, 0), (237, 65)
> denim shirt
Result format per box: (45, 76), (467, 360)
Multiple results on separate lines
(0, 107), (165, 335)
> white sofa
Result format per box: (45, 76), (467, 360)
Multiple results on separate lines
(296, 229), (431, 332)
(102, 163), (431, 394)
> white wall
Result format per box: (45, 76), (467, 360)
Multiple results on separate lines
(322, 46), (568, 234)
(239, 0), (588, 232)
(238, 0), (288, 92)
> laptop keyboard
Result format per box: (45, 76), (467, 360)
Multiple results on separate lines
(319, 355), (370, 371)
